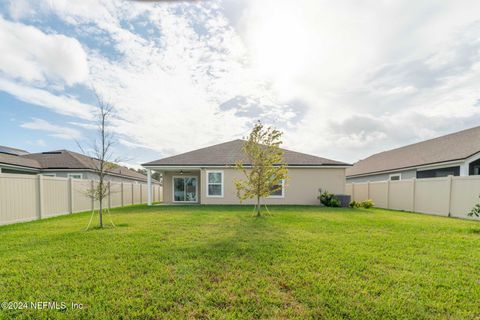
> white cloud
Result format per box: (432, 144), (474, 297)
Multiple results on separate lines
(0, 16), (88, 85)
(0, 78), (94, 120)
(21, 118), (82, 140)
(5, 0), (480, 164)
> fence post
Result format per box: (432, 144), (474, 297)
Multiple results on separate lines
(351, 183), (355, 202)
(140, 183), (143, 203)
(131, 183), (134, 205)
(37, 175), (44, 220)
(448, 175), (453, 217)
(121, 182), (124, 207)
(412, 178), (416, 212)
(68, 177), (73, 214)
(367, 181), (370, 199)
(386, 180), (390, 209)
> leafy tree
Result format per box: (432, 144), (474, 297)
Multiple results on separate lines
(234, 121), (288, 216)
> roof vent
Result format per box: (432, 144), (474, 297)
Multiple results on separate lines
(42, 151), (62, 155)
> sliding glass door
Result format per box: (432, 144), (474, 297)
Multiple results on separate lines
(173, 176), (198, 202)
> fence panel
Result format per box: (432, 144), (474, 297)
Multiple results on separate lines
(110, 182), (122, 208)
(415, 178), (450, 216)
(369, 181), (388, 208)
(73, 179), (93, 213)
(123, 183), (133, 206)
(353, 183), (368, 202)
(133, 184), (141, 204)
(43, 177), (70, 218)
(0, 174), (38, 224)
(346, 176), (480, 220)
(450, 176), (480, 219)
(388, 180), (414, 211)
(0, 174), (160, 225)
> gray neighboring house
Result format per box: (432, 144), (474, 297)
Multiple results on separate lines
(347, 126), (480, 183)
(143, 139), (350, 205)
(0, 146), (151, 183)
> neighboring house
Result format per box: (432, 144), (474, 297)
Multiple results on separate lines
(142, 139), (350, 205)
(347, 126), (480, 183)
(0, 146), (152, 184)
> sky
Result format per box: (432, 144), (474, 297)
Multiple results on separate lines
(1, 0), (480, 168)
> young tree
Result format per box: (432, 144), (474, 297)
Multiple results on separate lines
(80, 93), (117, 229)
(234, 121), (288, 216)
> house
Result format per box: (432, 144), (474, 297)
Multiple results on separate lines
(142, 139), (350, 205)
(0, 146), (152, 183)
(347, 126), (480, 183)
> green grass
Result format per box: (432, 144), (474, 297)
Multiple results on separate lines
(0, 205), (479, 319)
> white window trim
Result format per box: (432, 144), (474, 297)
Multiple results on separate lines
(172, 176), (198, 203)
(42, 173), (56, 177)
(67, 173), (83, 179)
(206, 170), (224, 198)
(267, 179), (285, 198)
(389, 174), (401, 181)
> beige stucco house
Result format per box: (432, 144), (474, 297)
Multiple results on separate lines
(143, 140), (350, 205)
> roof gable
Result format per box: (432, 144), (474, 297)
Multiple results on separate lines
(347, 126), (480, 177)
(143, 139), (349, 167)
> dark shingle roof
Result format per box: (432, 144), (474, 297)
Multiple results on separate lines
(0, 153), (41, 169)
(143, 139), (349, 167)
(23, 150), (150, 181)
(347, 126), (480, 177)
(0, 145), (29, 156)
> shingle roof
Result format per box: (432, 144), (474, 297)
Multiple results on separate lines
(347, 126), (480, 177)
(0, 153), (41, 169)
(0, 145), (29, 156)
(23, 150), (150, 181)
(143, 139), (349, 167)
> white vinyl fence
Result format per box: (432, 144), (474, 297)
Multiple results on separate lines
(346, 175), (480, 220)
(0, 173), (163, 226)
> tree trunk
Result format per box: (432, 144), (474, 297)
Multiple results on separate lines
(99, 196), (103, 228)
(256, 195), (261, 216)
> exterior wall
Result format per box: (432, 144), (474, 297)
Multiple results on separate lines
(162, 171), (201, 204)
(0, 166), (37, 175)
(40, 170), (147, 183)
(200, 167), (346, 205)
(347, 169), (416, 183)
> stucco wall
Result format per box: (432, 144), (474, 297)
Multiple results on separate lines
(200, 167), (346, 205)
(346, 169), (416, 183)
(161, 167), (345, 205)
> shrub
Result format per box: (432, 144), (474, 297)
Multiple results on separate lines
(318, 189), (340, 207)
(349, 199), (375, 209)
(468, 195), (480, 217)
(361, 199), (374, 209)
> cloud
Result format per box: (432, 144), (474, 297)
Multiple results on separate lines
(0, 16), (88, 85)
(21, 118), (82, 140)
(3, 0), (480, 164)
(0, 78), (94, 120)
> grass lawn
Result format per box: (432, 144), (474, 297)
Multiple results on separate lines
(0, 205), (479, 319)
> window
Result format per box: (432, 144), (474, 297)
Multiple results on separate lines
(68, 173), (83, 179)
(416, 166), (460, 179)
(389, 174), (401, 181)
(206, 171), (223, 197)
(469, 159), (480, 176)
(268, 180), (285, 198)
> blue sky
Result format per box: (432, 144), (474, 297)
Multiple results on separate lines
(1, 0), (480, 168)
